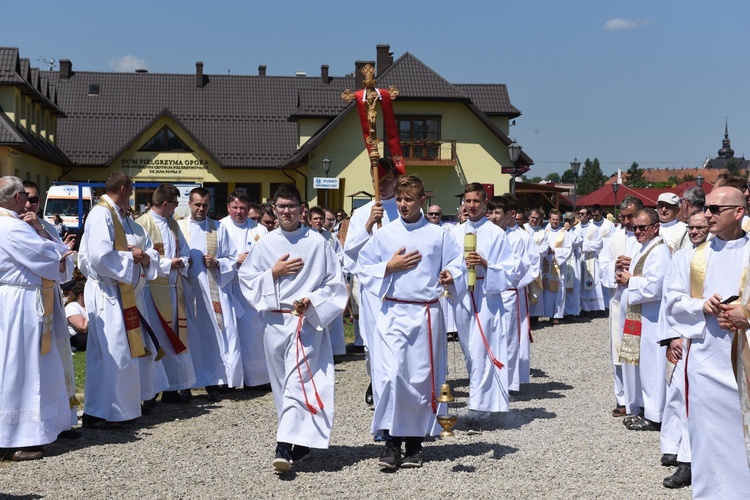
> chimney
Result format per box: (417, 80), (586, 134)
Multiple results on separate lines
(195, 62), (204, 88)
(258, 65), (266, 76)
(321, 64), (329, 84)
(376, 44), (393, 75)
(354, 60), (375, 87)
(59, 59), (72, 80)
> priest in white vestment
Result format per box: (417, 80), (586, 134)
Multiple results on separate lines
(591, 205), (616, 306)
(239, 184), (347, 472)
(615, 208), (670, 429)
(358, 176), (466, 469)
(577, 207), (606, 314)
(599, 197), (642, 417)
(219, 190), (270, 387)
(0, 176), (72, 459)
(79, 172), (160, 426)
(542, 210), (572, 322)
(136, 184), (196, 402)
(667, 187), (750, 499)
(524, 208), (547, 322)
(178, 188), (240, 401)
(563, 212), (583, 317)
(657, 193), (688, 253)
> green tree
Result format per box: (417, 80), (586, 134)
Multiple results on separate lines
(561, 169), (576, 183)
(726, 158), (741, 175)
(577, 158), (608, 195)
(625, 161), (647, 187)
(545, 172), (561, 183)
(525, 176), (543, 184)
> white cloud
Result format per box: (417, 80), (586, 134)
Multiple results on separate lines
(603, 18), (653, 31)
(110, 55), (148, 72)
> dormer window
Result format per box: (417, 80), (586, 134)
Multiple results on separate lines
(88, 84), (100, 96)
(139, 126), (193, 152)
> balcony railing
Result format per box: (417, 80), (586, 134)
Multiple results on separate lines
(400, 139), (457, 165)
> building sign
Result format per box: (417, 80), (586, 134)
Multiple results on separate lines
(314, 177), (340, 189)
(120, 155), (209, 178)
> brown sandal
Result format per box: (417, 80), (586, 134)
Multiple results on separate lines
(611, 405), (626, 417)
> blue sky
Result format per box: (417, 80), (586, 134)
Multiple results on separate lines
(4, 0), (750, 178)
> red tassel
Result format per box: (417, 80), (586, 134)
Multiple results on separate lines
(306, 402), (318, 415)
(315, 392), (325, 410)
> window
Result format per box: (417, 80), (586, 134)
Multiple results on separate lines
(139, 126), (193, 152)
(396, 116), (441, 159)
(234, 183), (262, 203)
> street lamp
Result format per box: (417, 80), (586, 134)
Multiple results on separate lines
(508, 140), (522, 196)
(570, 157), (581, 211)
(612, 182), (620, 218)
(321, 157), (332, 208)
(696, 173), (704, 188)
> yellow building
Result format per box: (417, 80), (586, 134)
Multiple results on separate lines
(2, 45), (532, 216)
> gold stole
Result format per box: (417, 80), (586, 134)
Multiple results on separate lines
(542, 229), (565, 293)
(583, 224), (597, 291)
(181, 218), (224, 332)
(619, 239), (665, 365)
(0, 211), (54, 354)
(137, 212), (189, 351)
(97, 200), (147, 358)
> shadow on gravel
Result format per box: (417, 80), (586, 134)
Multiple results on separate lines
(43, 396), (219, 457)
(431, 442), (519, 465)
(0, 495), (43, 500)
(512, 380), (573, 402)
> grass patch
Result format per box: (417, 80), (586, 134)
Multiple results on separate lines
(71, 321), (357, 395)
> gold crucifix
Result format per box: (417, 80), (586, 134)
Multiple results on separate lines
(342, 63), (399, 208)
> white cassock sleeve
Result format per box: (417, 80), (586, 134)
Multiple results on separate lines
(214, 223), (238, 289)
(483, 230), (521, 294)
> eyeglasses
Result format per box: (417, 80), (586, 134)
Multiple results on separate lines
(577, 212), (588, 216)
(427, 212), (441, 216)
(704, 204), (740, 215)
(167, 200), (179, 206)
(27, 195), (40, 204)
(275, 203), (300, 211)
(632, 223), (657, 232)
(687, 225), (708, 231)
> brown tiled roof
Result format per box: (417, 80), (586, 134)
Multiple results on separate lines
(0, 46), (531, 170)
(605, 167), (747, 185)
(0, 111), (71, 164)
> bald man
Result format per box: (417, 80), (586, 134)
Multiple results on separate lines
(666, 186), (750, 497)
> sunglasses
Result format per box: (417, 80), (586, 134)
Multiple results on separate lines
(427, 212), (441, 216)
(632, 223), (657, 232)
(27, 196), (40, 204)
(704, 204), (740, 215)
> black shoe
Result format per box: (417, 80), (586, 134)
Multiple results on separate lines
(626, 415), (660, 431)
(378, 440), (401, 469)
(365, 382), (373, 406)
(401, 450), (423, 468)
(273, 442), (293, 472)
(291, 445), (311, 463)
(205, 385), (222, 403)
(140, 404), (153, 416)
(178, 389), (192, 399)
(161, 391), (190, 405)
(661, 453), (678, 467)
(142, 396), (158, 409)
(663, 463), (691, 488)
(58, 429), (82, 440)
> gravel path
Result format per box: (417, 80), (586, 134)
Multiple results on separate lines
(1, 318), (690, 499)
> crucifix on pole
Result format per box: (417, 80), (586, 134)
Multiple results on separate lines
(342, 64), (403, 225)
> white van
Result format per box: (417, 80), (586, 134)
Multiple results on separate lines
(43, 184), (94, 233)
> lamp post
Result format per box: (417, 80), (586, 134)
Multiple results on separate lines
(508, 140), (522, 196)
(570, 157), (581, 211)
(321, 156), (331, 208)
(695, 173), (704, 188)
(612, 182), (620, 218)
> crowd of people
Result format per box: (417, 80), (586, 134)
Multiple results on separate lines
(2, 166), (750, 498)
